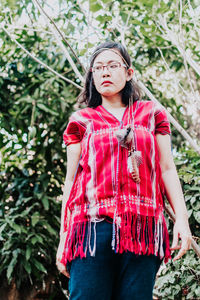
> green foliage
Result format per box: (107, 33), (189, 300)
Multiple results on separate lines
(0, 0), (199, 297)
(154, 148), (200, 299)
(176, 149), (200, 237)
(0, 16), (78, 296)
(155, 251), (200, 299)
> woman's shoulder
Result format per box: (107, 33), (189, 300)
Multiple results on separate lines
(137, 100), (163, 112)
(69, 107), (97, 127)
(70, 106), (95, 118)
(135, 100), (155, 112)
(137, 99), (155, 107)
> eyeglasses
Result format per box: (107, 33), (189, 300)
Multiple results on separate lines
(91, 62), (127, 74)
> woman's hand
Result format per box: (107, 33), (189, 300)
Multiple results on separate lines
(170, 218), (192, 261)
(56, 143), (81, 278)
(56, 232), (70, 278)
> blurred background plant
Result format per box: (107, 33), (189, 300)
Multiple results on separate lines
(0, 0), (199, 299)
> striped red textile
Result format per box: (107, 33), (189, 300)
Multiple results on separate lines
(61, 100), (171, 265)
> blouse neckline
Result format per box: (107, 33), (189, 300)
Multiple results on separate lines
(98, 104), (128, 123)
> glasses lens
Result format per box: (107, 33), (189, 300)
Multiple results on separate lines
(108, 63), (120, 70)
(92, 62), (122, 73)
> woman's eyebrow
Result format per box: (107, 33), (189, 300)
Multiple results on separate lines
(94, 60), (120, 65)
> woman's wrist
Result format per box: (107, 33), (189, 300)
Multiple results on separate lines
(175, 209), (188, 217)
(175, 212), (189, 223)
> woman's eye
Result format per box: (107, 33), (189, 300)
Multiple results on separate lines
(110, 64), (118, 69)
(95, 66), (102, 71)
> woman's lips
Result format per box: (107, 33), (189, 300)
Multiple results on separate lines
(101, 81), (113, 85)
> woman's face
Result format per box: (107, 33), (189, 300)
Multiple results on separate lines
(92, 49), (133, 100)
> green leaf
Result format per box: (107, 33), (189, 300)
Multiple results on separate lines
(90, 2), (102, 12)
(26, 247), (32, 260)
(194, 211), (200, 223)
(130, 19), (142, 25)
(185, 275), (194, 284)
(24, 261), (31, 274)
(37, 103), (59, 116)
(29, 126), (37, 139)
(79, 48), (87, 56)
(31, 235), (43, 245)
(156, 2), (169, 14)
(187, 209), (193, 218)
(186, 291), (195, 299)
(32, 258), (47, 273)
(31, 212), (40, 226)
(96, 15), (112, 23)
(37, 235), (43, 244)
(0, 223), (7, 235)
(41, 196), (49, 210)
(10, 222), (22, 233)
(7, 257), (17, 281)
(45, 223), (57, 236)
(31, 237), (38, 245)
(195, 287), (200, 296)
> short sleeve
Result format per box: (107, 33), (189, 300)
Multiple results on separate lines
(154, 106), (171, 135)
(63, 112), (86, 146)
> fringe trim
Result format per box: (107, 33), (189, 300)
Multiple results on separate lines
(111, 212), (170, 259)
(61, 212), (171, 266)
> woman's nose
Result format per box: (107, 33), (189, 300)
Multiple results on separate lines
(102, 66), (111, 76)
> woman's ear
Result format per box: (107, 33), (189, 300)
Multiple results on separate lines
(126, 68), (134, 81)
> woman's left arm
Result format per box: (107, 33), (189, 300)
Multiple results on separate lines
(156, 134), (192, 261)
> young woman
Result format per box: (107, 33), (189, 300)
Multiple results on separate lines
(56, 41), (191, 300)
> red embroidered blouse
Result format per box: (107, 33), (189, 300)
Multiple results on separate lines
(61, 100), (171, 265)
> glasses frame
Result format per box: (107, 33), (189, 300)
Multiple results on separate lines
(91, 62), (127, 74)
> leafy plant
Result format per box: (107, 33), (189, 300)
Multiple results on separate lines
(154, 148), (200, 299)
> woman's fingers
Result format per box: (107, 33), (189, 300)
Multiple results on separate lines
(56, 260), (70, 278)
(171, 220), (192, 261)
(173, 234), (192, 261)
(56, 235), (70, 277)
(170, 226), (180, 250)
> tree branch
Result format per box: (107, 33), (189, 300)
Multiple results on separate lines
(187, 0), (200, 41)
(157, 47), (197, 108)
(32, 0), (85, 81)
(157, 14), (200, 76)
(182, 54), (199, 107)
(1, 25), (82, 90)
(78, 0), (105, 41)
(138, 80), (200, 155)
(33, 0), (85, 70)
(8, 26), (80, 40)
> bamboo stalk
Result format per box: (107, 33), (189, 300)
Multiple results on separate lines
(165, 205), (200, 258)
(1, 25), (82, 90)
(157, 47), (198, 108)
(138, 81), (200, 155)
(32, 0), (84, 83)
(32, 0), (85, 71)
(157, 14), (200, 77)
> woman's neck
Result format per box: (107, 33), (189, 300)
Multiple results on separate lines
(101, 95), (126, 109)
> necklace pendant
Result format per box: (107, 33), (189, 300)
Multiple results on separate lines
(114, 126), (133, 149)
(114, 125), (143, 183)
(127, 150), (143, 183)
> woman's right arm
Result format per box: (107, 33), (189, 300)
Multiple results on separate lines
(56, 142), (81, 277)
(60, 142), (81, 234)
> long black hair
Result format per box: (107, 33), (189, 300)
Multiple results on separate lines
(78, 41), (141, 108)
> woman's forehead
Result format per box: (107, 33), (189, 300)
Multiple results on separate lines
(93, 49), (123, 64)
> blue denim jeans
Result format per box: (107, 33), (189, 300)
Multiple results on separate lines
(67, 220), (162, 300)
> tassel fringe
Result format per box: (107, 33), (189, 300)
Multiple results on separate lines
(61, 212), (171, 266)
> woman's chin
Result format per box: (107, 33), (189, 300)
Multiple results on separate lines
(100, 90), (118, 97)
